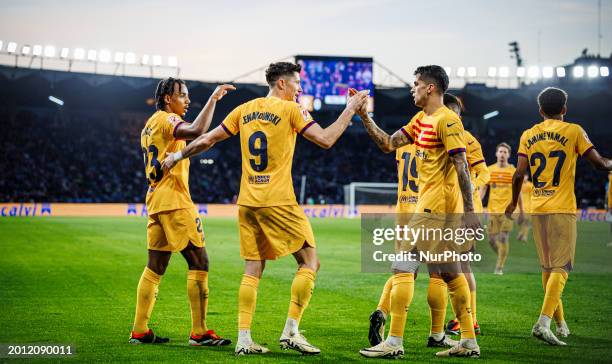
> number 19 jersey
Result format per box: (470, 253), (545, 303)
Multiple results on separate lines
(141, 110), (194, 215)
(221, 96), (316, 207)
(517, 119), (593, 213)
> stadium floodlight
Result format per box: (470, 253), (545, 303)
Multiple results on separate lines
(124, 52), (136, 64)
(87, 49), (97, 62)
(21, 45), (31, 55)
(457, 67), (466, 77)
(7, 42), (17, 53)
(114, 52), (124, 63)
(48, 96), (64, 106)
(44, 45), (55, 58)
(73, 48), (85, 60)
(556, 67), (566, 77)
(141, 54), (150, 65)
(98, 49), (111, 63)
(527, 66), (540, 78)
(498, 66), (509, 78)
(516, 66), (526, 77)
(168, 56), (178, 67)
(573, 66), (584, 78)
(483, 110), (500, 120)
(487, 67), (497, 77)
(60, 47), (70, 59)
(152, 55), (162, 66)
(32, 45), (43, 56)
(601, 66), (610, 77)
(587, 65), (598, 78)
(542, 66), (554, 78)
(467, 66), (477, 77)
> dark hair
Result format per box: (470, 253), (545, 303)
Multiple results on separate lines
(414, 65), (449, 93)
(155, 77), (186, 110)
(538, 87), (567, 116)
(443, 93), (464, 113)
(496, 142), (511, 153)
(265, 62), (301, 87)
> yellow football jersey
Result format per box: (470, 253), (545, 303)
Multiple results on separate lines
(444, 130), (488, 213)
(221, 96), (315, 207)
(518, 119), (593, 213)
(608, 172), (612, 209)
(401, 106), (466, 213)
(141, 110), (194, 215)
(396, 143), (418, 213)
(487, 163), (515, 213)
(521, 180), (534, 213)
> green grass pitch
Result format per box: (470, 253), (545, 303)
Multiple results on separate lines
(1, 217), (612, 363)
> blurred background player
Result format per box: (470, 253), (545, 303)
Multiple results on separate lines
(130, 78), (235, 346)
(506, 87), (612, 345)
(517, 174), (534, 242)
(483, 143), (524, 275)
(358, 66), (480, 359)
(366, 119), (419, 348)
(161, 62), (369, 355)
(442, 93), (489, 338)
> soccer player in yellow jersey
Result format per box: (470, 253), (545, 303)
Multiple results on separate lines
(517, 174), (534, 242)
(483, 143), (524, 274)
(442, 94), (489, 338)
(505, 87), (612, 346)
(161, 62), (369, 355)
(358, 66), (481, 359)
(130, 78), (235, 345)
(367, 142), (418, 346)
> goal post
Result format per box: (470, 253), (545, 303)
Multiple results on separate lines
(344, 182), (398, 217)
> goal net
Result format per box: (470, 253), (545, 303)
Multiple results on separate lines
(344, 182), (398, 217)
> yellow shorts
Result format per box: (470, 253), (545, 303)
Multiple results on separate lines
(488, 214), (514, 235)
(238, 205), (316, 261)
(147, 208), (205, 252)
(398, 214), (473, 261)
(532, 214), (577, 271)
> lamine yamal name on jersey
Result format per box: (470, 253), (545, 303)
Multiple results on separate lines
(242, 111), (282, 126)
(525, 131), (569, 150)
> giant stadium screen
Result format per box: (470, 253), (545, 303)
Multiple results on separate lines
(296, 55), (375, 112)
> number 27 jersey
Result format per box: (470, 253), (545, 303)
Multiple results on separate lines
(141, 110), (194, 215)
(221, 96), (316, 207)
(517, 119), (593, 213)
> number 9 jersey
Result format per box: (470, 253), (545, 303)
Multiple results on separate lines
(221, 96), (316, 207)
(517, 119), (593, 213)
(141, 110), (194, 215)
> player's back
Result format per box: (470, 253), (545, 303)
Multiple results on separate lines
(518, 119), (593, 213)
(141, 110), (193, 215)
(221, 96), (315, 207)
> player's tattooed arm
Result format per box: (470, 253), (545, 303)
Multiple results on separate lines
(450, 152), (474, 212)
(505, 156), (528, 219)
(160, 125), (230, 172)
(360, 113), (412, 153)
(174, 84), (236, 140)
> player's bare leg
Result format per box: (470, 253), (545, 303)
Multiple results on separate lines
(181, 243), (230, 346)
(235, 260), (269, 355)
(488, 233), (499, 254)
(279, 244), (321, 355)
(494, 232), (510, 275)
(129, 250), (171, 344)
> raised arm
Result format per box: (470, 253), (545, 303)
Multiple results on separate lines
(505, 156), (528, 219)
(174, 84), (236, 140)
(301, 90), (369, 149)
(360, 113), (413, 153)
(161, 125), (231, 172)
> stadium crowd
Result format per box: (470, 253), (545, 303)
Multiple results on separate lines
(1, 108), (609, 207)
